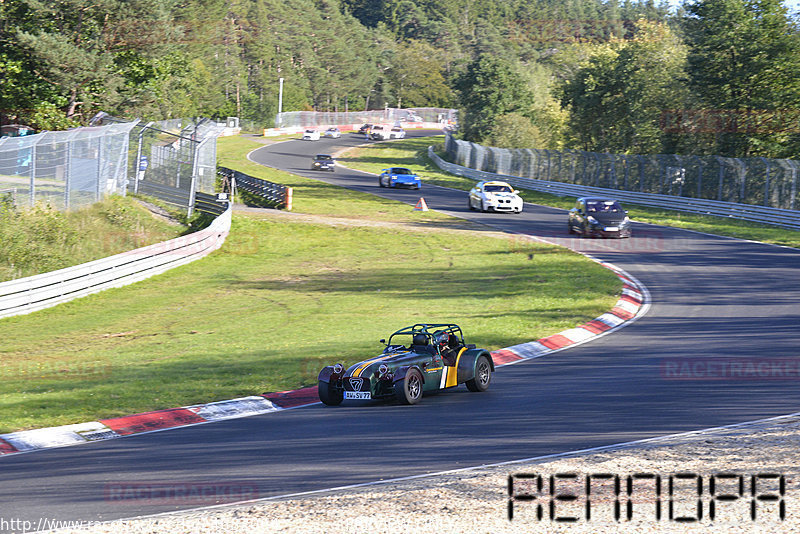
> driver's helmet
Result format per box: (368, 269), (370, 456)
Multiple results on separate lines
(412, 333), (428, 346)
(432, 330), (449, 347)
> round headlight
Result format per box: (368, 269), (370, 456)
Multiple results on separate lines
(333, 363), (344, 374)
(378, 364), (389, 375)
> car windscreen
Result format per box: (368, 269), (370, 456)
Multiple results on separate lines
(484, 184), (512, 192)
(314, 155), (332, 160)
(391, 168), (412, 175)
(586, 200), (622, 213)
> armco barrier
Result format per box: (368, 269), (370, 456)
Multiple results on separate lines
(219, 166), (291, 209)
(0, 203), (232, 319)
(429, 148), (800, 230)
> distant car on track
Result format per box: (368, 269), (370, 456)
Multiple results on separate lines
(389, 127), (406, 139)
(468, 181), (523, 213)
(322, 127), (341, 138)
(370, 125), (391, 140)
(378, 167), (421, 189)
(318, 323), (494, 405)
(310, 154), (335, 171)
(302, 129), (320, 141)
(568, 197), (632, 238)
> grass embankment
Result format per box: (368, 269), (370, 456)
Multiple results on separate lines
(340, 135), (800, 249)
(0, 196), (186, 282)
(0, 135), (621, 433)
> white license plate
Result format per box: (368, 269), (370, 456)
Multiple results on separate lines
(604, 226), (619, 231)
(344, 391), (371, 400)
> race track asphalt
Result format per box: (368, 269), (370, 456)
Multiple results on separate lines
(2, 131), (799, 530)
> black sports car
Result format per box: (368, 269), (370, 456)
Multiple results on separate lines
(310, 154), (335, 172)
(568, 197), (632, 238)
(318, 324), (494, 405)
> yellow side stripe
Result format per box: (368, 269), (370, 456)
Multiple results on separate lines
(352, 354), (398, 378)
(445, 347), (467, 388)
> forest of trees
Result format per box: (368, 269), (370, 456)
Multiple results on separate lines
(1, 0), (799, 159)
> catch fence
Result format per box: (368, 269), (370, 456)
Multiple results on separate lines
(275, 107), (457, 129)
(0, 116), (225, 216)
(0, 122), (137, 211)
(444, 133), (800, 211)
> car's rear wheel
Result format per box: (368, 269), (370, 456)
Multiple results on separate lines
(318, 380), (343, 406)
(466, 355), (492, 392)
(395, 368), (423, 405)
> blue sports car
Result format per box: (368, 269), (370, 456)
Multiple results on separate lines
(378, 167), (421, 189)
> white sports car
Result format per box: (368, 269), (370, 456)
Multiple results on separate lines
(468, 181), (523, 213)
(322, 127), (342, 138)
(302, 129), (320, 141)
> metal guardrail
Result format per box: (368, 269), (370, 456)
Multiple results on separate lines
(429, 147), (800, 230)
(194, 191), (229, 217)
(136, 181), (192, 211)
(0, 203), (232, 319)
(218, 166), (291, 209)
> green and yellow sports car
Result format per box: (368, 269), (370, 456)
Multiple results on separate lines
(318, 324), (494, 406)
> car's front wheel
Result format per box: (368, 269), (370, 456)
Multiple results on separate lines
(318, 380), (343, 406)
(378, 176), (385, 187)
(468, 197), (475, 210)
(395, 368), (423, 405)
(466, 355), (492, 392)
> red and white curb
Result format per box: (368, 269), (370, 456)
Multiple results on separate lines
(0, 262), (646, 457)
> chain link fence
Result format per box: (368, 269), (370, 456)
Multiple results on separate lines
(444, 134), (800, 210)
(0, 122), (138, 211)
(0, 116), (224, 215)
(275, 107), (457, 128)
(128, 118), (225, 214)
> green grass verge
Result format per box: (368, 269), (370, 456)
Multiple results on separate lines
(0, 196), (186, 282)
(340, 135), (800, 249)
(0, 134), (622, 433)
(218, 135), (456, 223)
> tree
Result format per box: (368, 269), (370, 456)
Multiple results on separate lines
(561, 20), (692, 154)
(383, 40), (453, 108)
(682, 0), (800, 157)
(484, 112), (547, 148)
(455, 54), (535, 143)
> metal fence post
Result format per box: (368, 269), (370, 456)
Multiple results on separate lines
(695, 157), (705, 199)
(64, 135), (71, 209)
(735, 158), (746, 203)
(187, 137), (202, 217)
(135, 122), (153, 194)
(96, 133), (104, 202)
(760, 157), (771, 206)
(29, 138), (37, 207)
(715, 157), (726, 201)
